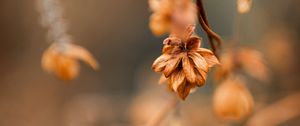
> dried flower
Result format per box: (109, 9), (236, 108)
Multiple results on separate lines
(152, 25), (219, 100)
(42, 43), (98, 80)
(213, 77), (254, 121)
(237, 0), (252, 14)
(215, 47), (268, 81)
(149, 0), (173, 36)
(148, 0), (196, 36)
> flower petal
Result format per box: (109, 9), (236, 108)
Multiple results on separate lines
(162, 44), (182, 54)
(187, 36), (201, 51)
(170, 69), (185, 92)
(197, 48), (220, 67)
(194, 69), (206, 86)
(163, 36), (182, 46)
(163, 55), (182, 77)
(158, 74), (167, 84)
(66, 44), (99, 70)
(188, 52), (208, 72)
(182, 56), (197, 83)
(152, 54), (170, 72)
(177, 82), (194, 100)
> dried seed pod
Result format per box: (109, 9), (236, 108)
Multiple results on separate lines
(152, 25), (219, 100)
(213, 77), (254, 121)
(42, 43), (98, 80)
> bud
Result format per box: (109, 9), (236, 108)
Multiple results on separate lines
(213, 78), (254, 121)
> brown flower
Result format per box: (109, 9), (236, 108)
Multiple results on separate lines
(42, 43), (99, 80)
(149, 0), (173, 36)
(148, 0), (196, 36)
(152, 25), (219, 100)
(237, 0), (252, 14)
(215, 47), (268, 81)
(213, 77), (254, 121)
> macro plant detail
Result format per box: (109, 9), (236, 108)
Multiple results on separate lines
(212, 0), (269, 122)
(37, 0), (98, 80)
(150, 0), (221, 100)
(213, 77), (254, 121)
(3, 0), (299, 125)
(152, 25), (219, 100)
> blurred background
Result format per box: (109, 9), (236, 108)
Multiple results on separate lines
(0, 0), (299, 126)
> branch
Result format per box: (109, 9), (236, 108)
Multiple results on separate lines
(196, 0), (222, 56)
(246, 92), (300, 126)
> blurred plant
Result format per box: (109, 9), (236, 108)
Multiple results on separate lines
(215, 47), (269, 82)
(152, 25), (219, 100)
(37, 0), (98, 80)
(237, 0), (252, 14)
(148, 0), (222, 125)
(213, 77), (254, 121)
(212, 0), (269, 122)
(150, 0), (221, 100)
(246, 92), (300, 126)
(62, 94), (115, 126)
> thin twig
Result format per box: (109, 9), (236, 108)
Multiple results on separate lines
(196, 0), (222, 56)
(147, 95), (179, 126)
(246, 92), (300, 126)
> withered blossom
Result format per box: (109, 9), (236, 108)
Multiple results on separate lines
(213, 77), (254, 121)
(148, 0), (196, 36)
(215, 47), (268, 82)
(237, 0), (252, 14)
(152, 25), (219, 100)
(42, 43), (98, 80)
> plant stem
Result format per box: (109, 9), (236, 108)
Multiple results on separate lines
(196, 0), (222, 57)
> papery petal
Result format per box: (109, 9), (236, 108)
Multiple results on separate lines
(177, 82), (193, 100)
(194, 69), (206, 86)
(170, 69), (185, 92)
(182, 56), (197, 83)
(163, 55), (182, 77)
(197, 48), (220, 67)
(152, 54), (171, 72)
(163, 36), (182, 46)
(158, 74), (167, 84)
(167, 78), (174, 92)
(66, 44), (99, 70)
(186, 36), (201, 51)
(183, 25), (196, 40)
(188, 52), (208, 72)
